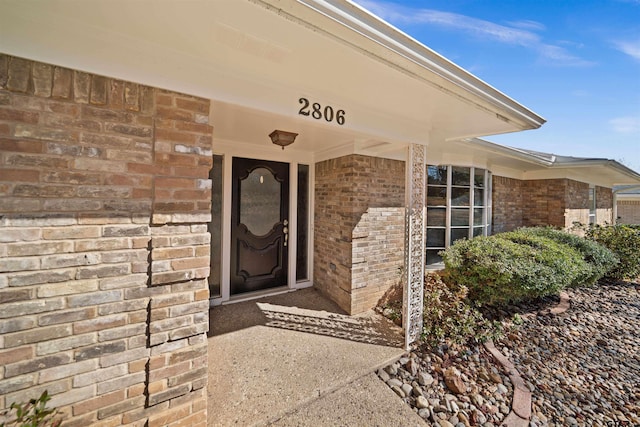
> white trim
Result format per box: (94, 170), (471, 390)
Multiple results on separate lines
(289, 162), (298, 288)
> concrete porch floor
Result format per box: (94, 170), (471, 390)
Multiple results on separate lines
(207, 288), (425, 426)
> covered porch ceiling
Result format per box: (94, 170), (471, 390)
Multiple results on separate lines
(1, 0), (545, 160)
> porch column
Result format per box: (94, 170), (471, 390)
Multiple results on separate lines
(403, 143), (426, 349)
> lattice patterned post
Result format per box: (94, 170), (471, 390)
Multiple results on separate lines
(403, 143), (426, 349)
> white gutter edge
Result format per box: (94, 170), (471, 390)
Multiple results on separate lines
(256, 0), (546, 130)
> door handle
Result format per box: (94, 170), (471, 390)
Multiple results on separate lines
(283, 220), (289, 247)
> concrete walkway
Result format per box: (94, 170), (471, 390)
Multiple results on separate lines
(207, 288), (425, 426)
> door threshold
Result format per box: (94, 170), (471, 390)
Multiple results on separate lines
(213, 286), (294, 306)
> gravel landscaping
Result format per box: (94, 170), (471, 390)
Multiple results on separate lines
(379, 279), (640, 427)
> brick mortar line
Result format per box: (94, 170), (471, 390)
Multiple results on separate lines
(484, 291), (570, 427)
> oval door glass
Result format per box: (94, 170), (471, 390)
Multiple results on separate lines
(240, 167), (280, 236)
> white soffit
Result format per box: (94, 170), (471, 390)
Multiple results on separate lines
(1, 0), (544, 148)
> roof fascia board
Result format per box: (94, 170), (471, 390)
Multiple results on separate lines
(252, 0), (545, 130)
(464, 138), (640, 184)
(462, 138), (554, 166)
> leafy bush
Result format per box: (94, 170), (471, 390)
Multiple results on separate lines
(515, 227), (618, 286)
(442, 231), (589, 306)
(586, 224), (640, 280)
(421, 273), (502, 347)
(444, 236), (552, 305)
(0, 390), (61, 427)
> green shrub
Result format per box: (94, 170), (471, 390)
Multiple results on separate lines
(516, 227), (618, 286)
(442, 236), (569, 305)
(586, 224), (640, 280)
(421, 273), (502, 347)
(0, 390), (61, 427)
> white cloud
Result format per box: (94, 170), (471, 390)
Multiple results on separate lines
(609, 116), (640, 134)
(507, 20), (547, 32)
(356, 0), (592, 66)
(614, 39), (640, 61)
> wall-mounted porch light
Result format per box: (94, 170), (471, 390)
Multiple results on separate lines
(269, 130), (298, 150)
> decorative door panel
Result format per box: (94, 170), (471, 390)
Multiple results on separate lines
(231, 157), (289, 295)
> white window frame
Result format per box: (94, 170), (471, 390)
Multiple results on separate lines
(426, 165), (491, 266)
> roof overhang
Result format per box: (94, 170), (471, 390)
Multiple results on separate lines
(0, 0), (544, 157)
(459, 138), (640, 188)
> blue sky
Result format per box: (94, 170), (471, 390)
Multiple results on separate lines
(354, 0), (640, 172)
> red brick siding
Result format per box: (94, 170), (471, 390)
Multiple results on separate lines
(617, 200), (640, 225)
(492, 176), (608, 231)
(491, 176), (523, 233)
(595, 186), (613, 225)
(0, 54), (209, 427)
(314, 155), (404, 314)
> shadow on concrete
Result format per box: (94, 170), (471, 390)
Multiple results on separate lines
(207, 288), (405, 426)
(208, 288), (402, 347)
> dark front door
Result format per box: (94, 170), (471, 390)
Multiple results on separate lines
(231, 157), (289, 295)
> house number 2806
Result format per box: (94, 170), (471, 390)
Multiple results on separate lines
(298, 97), (345, 125)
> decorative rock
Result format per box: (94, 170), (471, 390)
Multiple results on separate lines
(444, 367), (466, 395)
(391, 385), (405, 398)
(387, 378), (402, 388)
(488, 372), (503, 384)
(401, 383), (413, 398)
(416, 395), (430, 409)
(418, 371), (434, 386)
(405, 358), (419, 376)
(377, 368), (390, 382)
(384, 364), (398, 376)
(378, 282), (640, 427)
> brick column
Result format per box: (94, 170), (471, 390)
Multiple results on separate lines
(314, 154), (405, 315)
(0, 54), (211, 427)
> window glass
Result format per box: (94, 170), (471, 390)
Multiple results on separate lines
(426, 250), (443, 265)
(426, 165), (492, 266)
(589, 187), (596, 224)
(474, 208), (485, 226)
(451, 208), (470, 226)
(474, 189), (485, 207)
(474, 168), (485, 187)
(451, 188), (470, 206)
(427, 165), (448, 186)
(296, 165), (309, 281)
(426, 228), (446, 248)
(208, 155), (223, 298)
(240, 167), (280, 236)
(427, 208), (446, 227)
(427, 186), (447, 206)
(451, 228), (469, 243)
(451, 166), (470, 186)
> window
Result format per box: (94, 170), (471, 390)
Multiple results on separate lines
(589, 187), (596, 224)
(208, 154), (224, 297)
(426, 165), (491, 265)
(296, 164), (309, 281)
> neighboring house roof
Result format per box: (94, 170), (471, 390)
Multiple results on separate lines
(614, 185), (640, 201)
(459, 138), (640, 187)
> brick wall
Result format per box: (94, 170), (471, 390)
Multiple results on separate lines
(617, 200), (640, 225)
(595, 185), (613, 225)
(314, 155), (404, 315)
(0, 54), (210, 426)
(491, 176), (523, 233)
(492, 175), (613, 231)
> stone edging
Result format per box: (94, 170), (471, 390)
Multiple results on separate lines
(483, 291), (571, 427)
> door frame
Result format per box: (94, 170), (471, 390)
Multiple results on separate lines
(211, 139), (314, 305)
